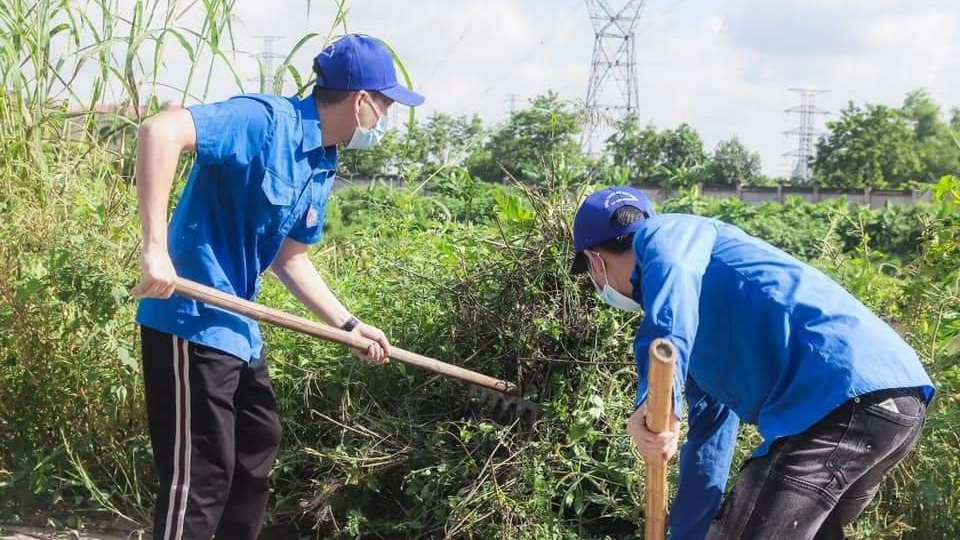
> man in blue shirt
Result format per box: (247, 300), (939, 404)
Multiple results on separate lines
(570, 187), (934, 539)
(130, 34), (424, 540)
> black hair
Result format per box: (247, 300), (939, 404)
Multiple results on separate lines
(312, 86), (350, 105)
(593, 205), (648, 253)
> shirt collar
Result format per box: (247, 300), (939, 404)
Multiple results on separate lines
(299, 95), (324, 153)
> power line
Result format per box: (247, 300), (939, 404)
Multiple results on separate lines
(468, 0), (585, 104)
(783, 88), (830, 183)
(420, 2), (492, 90)
(646, 0), (692, 23)
(433, 0), (585, 181)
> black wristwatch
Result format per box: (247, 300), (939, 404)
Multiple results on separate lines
(340, 316), (360, 332)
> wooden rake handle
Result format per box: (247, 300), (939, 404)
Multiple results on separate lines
(173, 277), (517, 395)
(644, 338), (677, 540)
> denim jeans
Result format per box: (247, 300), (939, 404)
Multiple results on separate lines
(706, 387), (927, 540)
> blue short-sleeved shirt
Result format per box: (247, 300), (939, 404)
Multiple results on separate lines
(136, 94), (337, 361)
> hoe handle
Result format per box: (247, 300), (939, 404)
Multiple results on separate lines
(644, 338), (677, 540)
(173, 277), (517, 395)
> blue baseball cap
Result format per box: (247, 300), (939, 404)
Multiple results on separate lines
(313, 34), (425, 107)
(570, 186), (655, 274)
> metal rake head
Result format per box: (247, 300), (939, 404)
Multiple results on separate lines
(467, 385), (542, 425)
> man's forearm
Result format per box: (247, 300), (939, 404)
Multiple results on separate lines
(272, 254), (353, 328)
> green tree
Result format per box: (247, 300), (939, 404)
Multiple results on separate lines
(334, 129), (406, 179)
(654, 160), (709, 190)
(604, 114), (662, 180)
(659, 123), (707, 171)
(902, 89), (943, 141)
(603, 119), (708, 186)
(338, 113), (487, 181)
(917, 133), (960, 183)
(407, 112), (486, 173)
(813, 102), (922, 188)
(901, 90), (960, 182)
(950, 108), (960, 132)
(468, 92), (583, 183)
(647, 124), (708, 188)
(708, 136), (761, 185)
(466, 92), (584, 182)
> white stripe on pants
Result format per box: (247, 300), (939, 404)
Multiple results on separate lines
(163, 336), (191, 540)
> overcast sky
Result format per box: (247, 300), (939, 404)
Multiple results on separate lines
(76, 0), (960, 177)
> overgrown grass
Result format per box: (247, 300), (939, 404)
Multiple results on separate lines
(1, 1), (959, 538)
(3, 149), (959, 538)
(0, 0), (328, 529)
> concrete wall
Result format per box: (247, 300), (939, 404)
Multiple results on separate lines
(332, 176), (933, 208)
(637, 184), (931, 208)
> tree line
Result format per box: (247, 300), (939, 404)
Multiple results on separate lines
(339, 89), (959, 189)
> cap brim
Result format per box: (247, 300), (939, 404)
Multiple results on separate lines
(380, 84), (425, 107)
(570, 251), (588, 274)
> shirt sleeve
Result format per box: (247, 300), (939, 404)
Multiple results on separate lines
(285, 201), (328, 246)
(187, 96), (273, 168)
(668, 377), (740, 540)
(632, 216), (719, 419)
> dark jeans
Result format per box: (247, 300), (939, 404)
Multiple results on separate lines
(706, 387), (927, 540)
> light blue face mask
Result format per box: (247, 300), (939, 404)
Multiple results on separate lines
(345, 94), (388, 150)
(589, 252), (643, 312)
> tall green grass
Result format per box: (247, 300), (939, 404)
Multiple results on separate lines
(0, 0), (334, 529)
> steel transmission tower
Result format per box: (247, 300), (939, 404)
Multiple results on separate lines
(783, 88), (829, 183)
(249, 36), (285, 94)
(583, 0), (646, 154)
(506, 93), (519, 114)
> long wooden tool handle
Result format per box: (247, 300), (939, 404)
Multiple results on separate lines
(173, 277), (517, 395)
(644, 338), (677, 540)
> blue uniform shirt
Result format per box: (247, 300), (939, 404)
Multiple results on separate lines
(136, 94), (337, 362)
(628, 214), (934, 539)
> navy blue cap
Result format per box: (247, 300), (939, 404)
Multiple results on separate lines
(570, 187), (655, 274)
(313, 34), (425, 107)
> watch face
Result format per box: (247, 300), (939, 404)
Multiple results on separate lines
(341, 317), (358, 331)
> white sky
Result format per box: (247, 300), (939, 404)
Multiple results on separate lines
(58, 0), (960, 177)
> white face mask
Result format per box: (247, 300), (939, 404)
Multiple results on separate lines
(589, 252), (643, 312)
(345, 93), (388, 150)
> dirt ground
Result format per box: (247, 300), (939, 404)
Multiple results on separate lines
(0, 525), (144, 540)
